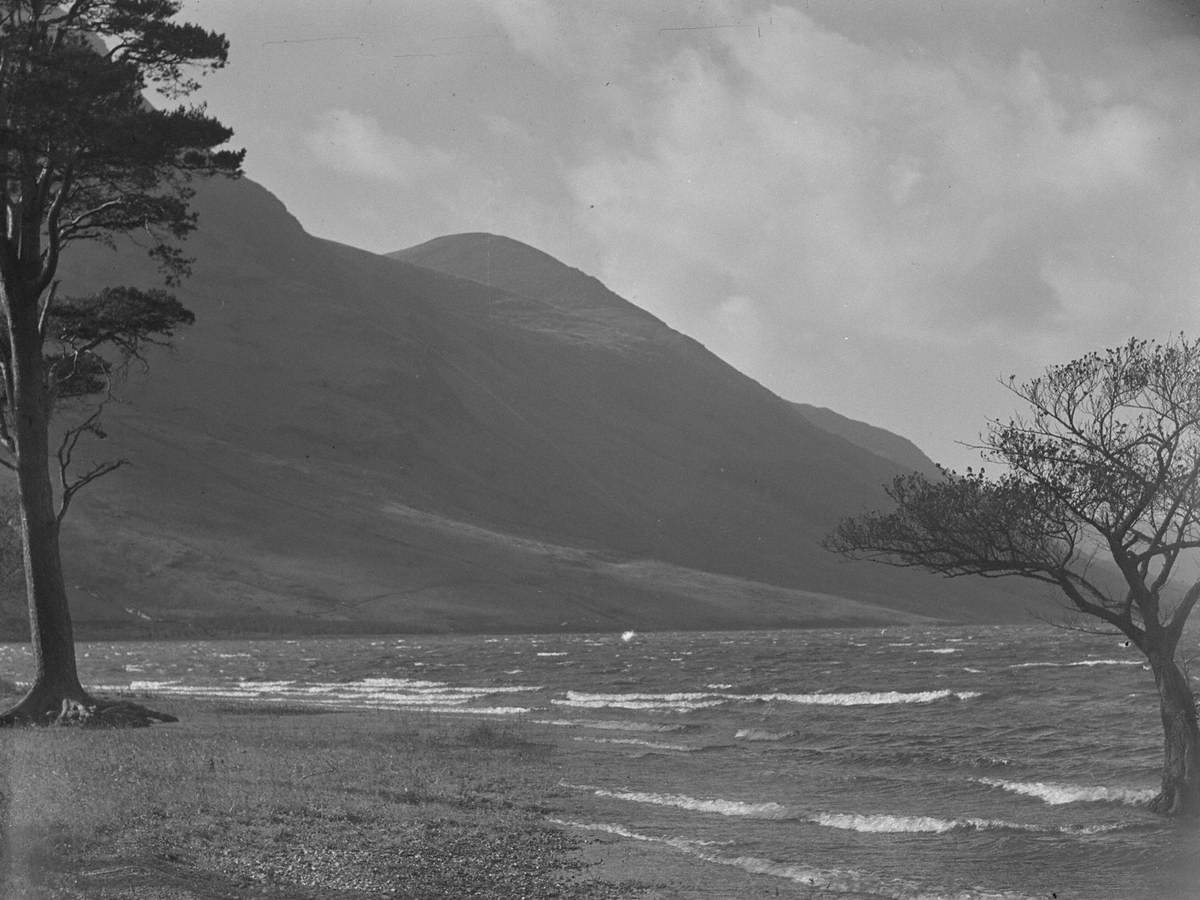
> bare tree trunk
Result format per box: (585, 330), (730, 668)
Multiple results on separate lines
(0, 295), (90, 724)
(1147, 653), (1200, 817)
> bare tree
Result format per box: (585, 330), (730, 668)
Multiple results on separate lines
(827, 336), (1200, 817)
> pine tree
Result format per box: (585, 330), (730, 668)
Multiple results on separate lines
(0, 1), (241, 724)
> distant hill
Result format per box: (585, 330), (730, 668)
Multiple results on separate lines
(789, 403), (941, 478)
(14, 181), (1047, 638)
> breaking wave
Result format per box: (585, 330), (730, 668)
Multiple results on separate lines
(552, 688), (980, 710)
(549, 819), (1036, 900)
(95, 676), (541, 712)
(561, 783), (790, 818)
(552, 691), (727, 711)
(734, 728), (795, 742)
(809, 812), (1129, 836)
(1009, 660), (1140, 669)
(754, 689), (980, 706)
(571, 737), (696, 752)
(972, 778), (1157, 807)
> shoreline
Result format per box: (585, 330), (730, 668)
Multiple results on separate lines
(0, 697), (799, 898)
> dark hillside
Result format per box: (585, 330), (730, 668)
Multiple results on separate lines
(33, 181), (1042, 636)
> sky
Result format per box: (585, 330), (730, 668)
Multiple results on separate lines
(175, 0), (1200, 473)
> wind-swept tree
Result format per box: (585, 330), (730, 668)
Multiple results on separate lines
(827, 336), (1200, 817)
(0, 1), (241, 724)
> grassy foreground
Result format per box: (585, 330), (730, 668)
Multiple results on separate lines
(0, 697), (656, 899)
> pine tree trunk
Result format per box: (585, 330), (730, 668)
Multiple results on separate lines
(1147, 653), (1200, 817)
(0, 292), (90, 725)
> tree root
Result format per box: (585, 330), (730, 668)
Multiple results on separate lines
(0, 694), (178, 728)
(1147, 786), (1200, 819)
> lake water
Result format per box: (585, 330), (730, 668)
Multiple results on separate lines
(2, 624), (1198, 899)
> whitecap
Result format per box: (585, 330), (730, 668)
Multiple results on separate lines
(553, 690), (726, 711)
(571, 737), (695, 752)
(98, 676), (543, 713)
(972, 777), (1157, 806)
(805, 812), (1120, 836)
(749, 689), (980, 706)
(1009, 659), (1140, 669)
(734, 728), (794, 742)
(562, 783), (789, 818)
(919, 648), (962, 654)
(809, 812), (960, 834)
(549, 819), (1035, 900)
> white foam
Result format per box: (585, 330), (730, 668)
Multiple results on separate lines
(1010, 659), (1140, 669)
(734, 728), (794, 742)
(553, 690), (726, 711)
(549, 819), (1035, 900)
(973, 777), (1157, 806)
(572, 737), (695, 752)
(95, 676), (542, 713)
(810, 812), (960, 833)
(752, 689), (980, 706)
(546, 819), (719, 850)
(919, 648), (962, 654)
(563, 783), (789, 818)
(804, 812), (1118, 836)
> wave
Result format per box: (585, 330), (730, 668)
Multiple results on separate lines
(1009, 659), (1140, 669)
(553, 691), (727, 711)
(555, 688), (981, 710)
(572, 737), (696, 752)
(532, 718), (688, 733)
(561, 783), (1132, 838)
(100, 676), (542, 712)
(809, 812), (1129, 836)
(561, 783), (790, 818)
(972, 777), (1157, 807)
(752, 689), (980, 706)
(734, 728), (795, 742)
(549, 819), (1036, 900)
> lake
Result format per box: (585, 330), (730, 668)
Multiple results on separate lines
(1, 623), (1197, 899)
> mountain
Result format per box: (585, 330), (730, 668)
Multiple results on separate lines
(12, 179), (1045, 638)
(789, 403), (941, 479)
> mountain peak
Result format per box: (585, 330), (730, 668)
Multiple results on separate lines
(391, 232), (577, 284)
(390, 232), (671, 345)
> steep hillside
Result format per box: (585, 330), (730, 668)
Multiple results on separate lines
(26, 179), (1044, 637)
(790, 403), (941, 478)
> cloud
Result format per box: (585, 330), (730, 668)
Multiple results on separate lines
(211, 0), (1200, 470)
(305, 109), (456, 186)
(566, 10), (1200, 346)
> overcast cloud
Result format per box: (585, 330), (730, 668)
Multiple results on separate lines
(178, 1), (1200, 471)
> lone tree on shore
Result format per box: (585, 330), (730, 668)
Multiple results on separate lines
(826, 336), (1200, 817)
(0, 1), (241, 724)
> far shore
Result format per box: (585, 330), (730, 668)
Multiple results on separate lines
(0, 614), (982, 645)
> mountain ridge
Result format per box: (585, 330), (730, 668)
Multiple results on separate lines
(0, 176), (1045, 638)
